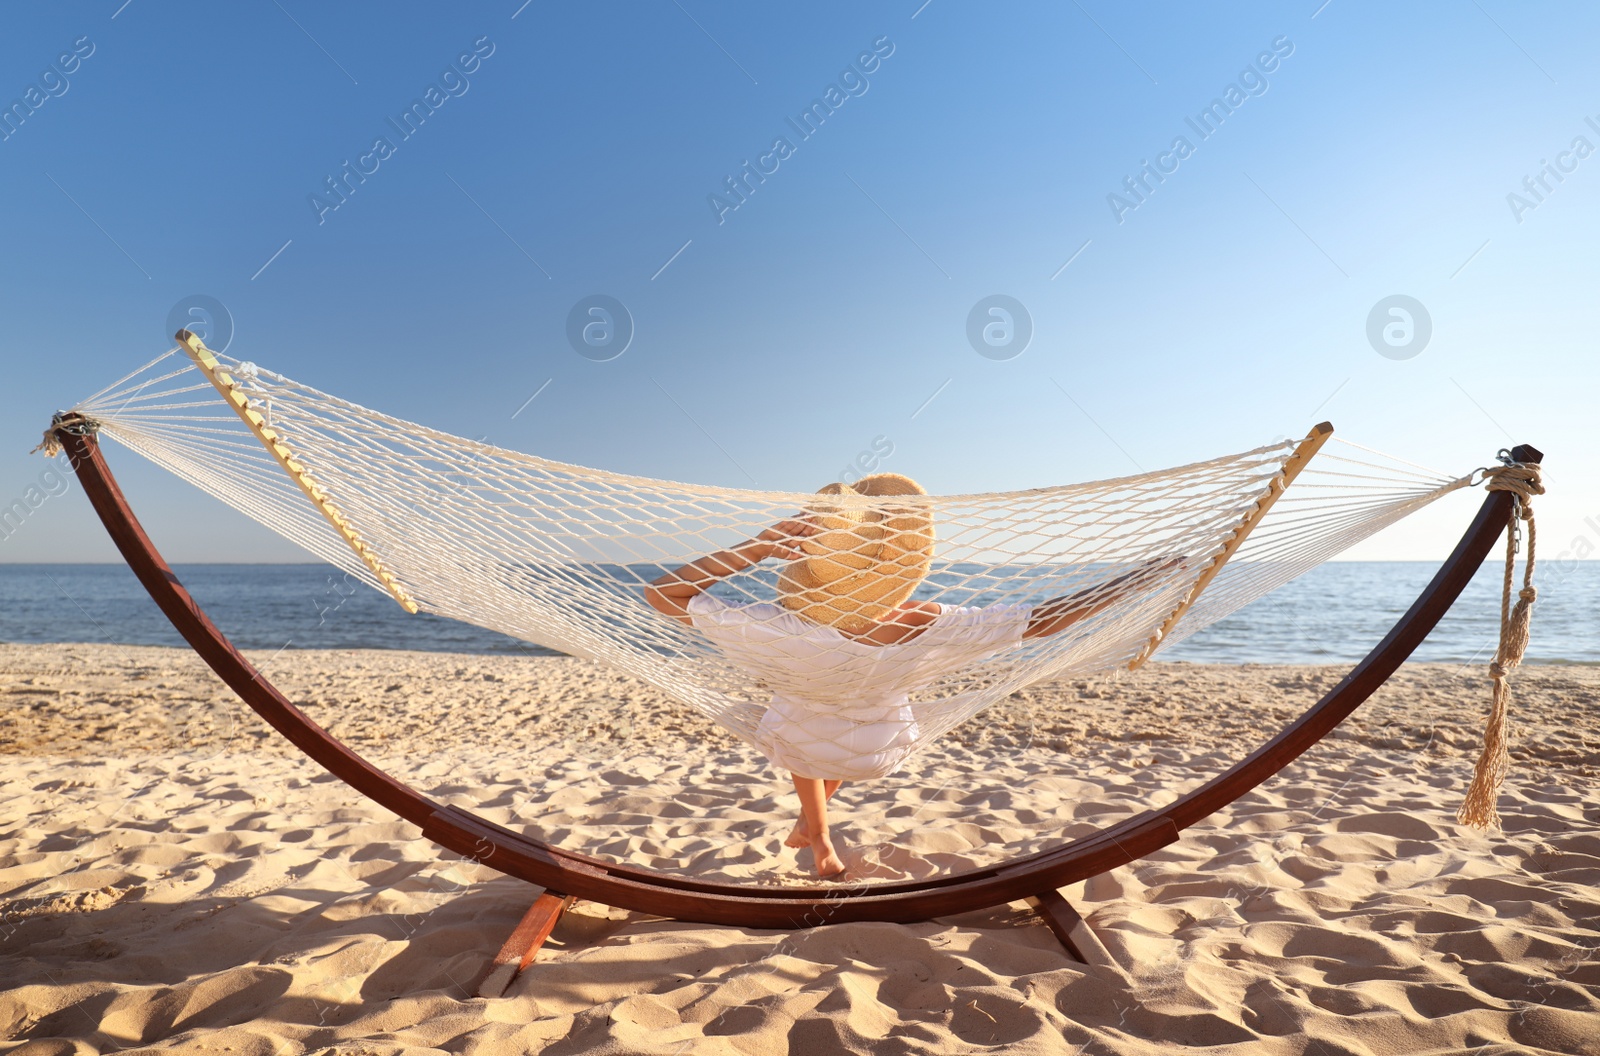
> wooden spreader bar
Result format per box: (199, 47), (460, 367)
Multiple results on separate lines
(49, 415), (1536, 981)
(174, 329), (419, 614)
(1129, 421), (1334, 671)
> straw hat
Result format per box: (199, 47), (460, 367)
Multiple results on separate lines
(776, 472), (935, 636)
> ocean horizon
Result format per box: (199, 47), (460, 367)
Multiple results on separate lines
(0, 559), (1592, 667)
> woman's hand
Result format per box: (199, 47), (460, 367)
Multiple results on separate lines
(754, 516), (820, 561)
(646, 514), (822, 626)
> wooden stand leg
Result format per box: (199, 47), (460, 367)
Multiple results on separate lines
(1027, 888), (1114, 969)
(476, 890), (574, 998)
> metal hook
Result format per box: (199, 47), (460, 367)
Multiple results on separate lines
(49, 410), (99, 436)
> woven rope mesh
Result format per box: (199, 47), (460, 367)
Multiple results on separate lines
(69, 348), (1470, 778)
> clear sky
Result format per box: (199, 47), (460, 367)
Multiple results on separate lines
(1, 2), (1595, 564)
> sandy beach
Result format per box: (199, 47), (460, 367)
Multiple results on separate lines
(1, 643), (1597, 1055)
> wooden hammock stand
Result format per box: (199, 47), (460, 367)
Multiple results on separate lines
(46, 411), (1540, 997)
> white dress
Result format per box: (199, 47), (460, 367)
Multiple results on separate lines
(687, 592), (1032, 781)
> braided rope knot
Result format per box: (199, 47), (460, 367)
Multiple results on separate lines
(31, 412), (99, 458)
(31, 430), (63, 458)
(1483, 462), (1543, 502)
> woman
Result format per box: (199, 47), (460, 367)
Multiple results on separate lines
(645, 472), (1181, 878)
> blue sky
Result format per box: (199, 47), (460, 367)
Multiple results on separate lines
(1, 1), (1595, 564)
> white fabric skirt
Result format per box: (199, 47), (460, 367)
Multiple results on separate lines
(751, 694), (920, 782)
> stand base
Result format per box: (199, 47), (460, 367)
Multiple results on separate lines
(1027, 888), (1114, 968)
(477, 884), (1111, 998)
(477, 890), (574, 998)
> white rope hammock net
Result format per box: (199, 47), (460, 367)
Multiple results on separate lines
(67, 347), (1472, 781)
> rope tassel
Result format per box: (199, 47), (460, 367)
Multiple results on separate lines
(1457, 461), (1543, 830)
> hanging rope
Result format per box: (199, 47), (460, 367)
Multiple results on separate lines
(1456, 455), (1544, 830)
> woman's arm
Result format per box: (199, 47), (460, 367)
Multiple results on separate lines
(1022, 557), (1185, 640)
(645, 517), (818, 626)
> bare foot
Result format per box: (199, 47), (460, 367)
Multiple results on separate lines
(812, 836), (846, 879)
(784, 818), (811, 849)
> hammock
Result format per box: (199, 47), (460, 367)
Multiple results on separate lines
(40, 333), (1543, 986)
(53, 333), (1478, 776)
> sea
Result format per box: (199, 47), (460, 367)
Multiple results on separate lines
(0, 560), (1594, 666)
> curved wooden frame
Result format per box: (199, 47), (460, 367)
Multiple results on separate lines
(52, 418), (1539, 930)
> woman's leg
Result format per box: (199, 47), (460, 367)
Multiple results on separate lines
(792, 774), (845, 877)
(785, 779), (843, 847)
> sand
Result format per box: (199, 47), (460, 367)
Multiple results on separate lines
(1, 642), (1597, 1055)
